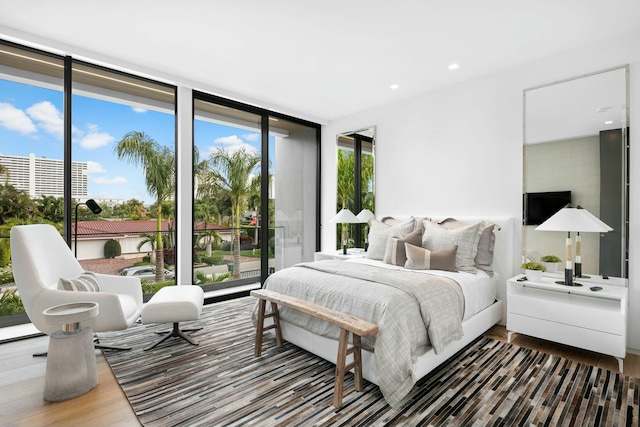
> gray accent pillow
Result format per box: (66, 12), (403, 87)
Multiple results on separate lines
(422, 220), (483, 272)
(383, 228), (423, 266)
(58, 271), (100, 292)
(383, 216), (431, 232)
(366, 218), (416, 260)
(439, 218), (498, 276)
(404, 243), (458, 271)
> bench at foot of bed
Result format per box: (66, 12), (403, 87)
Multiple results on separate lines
(251, 289), (379, 408)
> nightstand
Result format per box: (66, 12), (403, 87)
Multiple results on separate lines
(506, 273), (628, 372)
(314, 249), (366, 261)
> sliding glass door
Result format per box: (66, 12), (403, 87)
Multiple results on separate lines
(269, 116), (318, 270)
(193, 93), (319, 290)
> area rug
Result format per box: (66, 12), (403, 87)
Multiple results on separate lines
(99, 297), (639, 427)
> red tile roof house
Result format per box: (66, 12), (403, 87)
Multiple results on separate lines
(73, 220), (232, 274)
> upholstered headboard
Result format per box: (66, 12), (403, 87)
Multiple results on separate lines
(383, 216), (519, 320)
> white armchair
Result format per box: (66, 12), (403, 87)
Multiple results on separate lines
(10, 224), (143, 349)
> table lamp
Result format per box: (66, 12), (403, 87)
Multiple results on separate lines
(535, 205), (612, 286)
(356, 209), (375, 251)
(330, 208), (361, 254)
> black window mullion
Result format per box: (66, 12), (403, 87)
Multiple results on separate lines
(260, 114), (270, 284)
(63, 55), (73, 247)
(353, 135), (362, 246)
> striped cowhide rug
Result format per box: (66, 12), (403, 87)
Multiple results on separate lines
(99, 296), (639, 426)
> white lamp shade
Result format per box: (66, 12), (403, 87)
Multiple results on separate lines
(356, 209), (375, 223)
(330, 208), (361, 224)
(535, 206), (613, 233)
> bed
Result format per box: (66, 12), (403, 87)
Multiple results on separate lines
(253, 216), (518, 407)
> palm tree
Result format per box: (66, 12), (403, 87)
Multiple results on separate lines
(114, 131), (175, 282)
(207, 147), (260, 279)
(0, 164), (9, 185)
(136, 232), (159, 263)
(196, 228), (222, 257)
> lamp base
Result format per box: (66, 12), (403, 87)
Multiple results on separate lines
(555, 268), (583, 286)
(342, 244), (347, 255)
(555, 280), (583, 287)
(574, 262), (590, 279)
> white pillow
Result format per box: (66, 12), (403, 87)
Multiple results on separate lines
(422, 220), (483, 272)
(58, 271), (100, 292)
(366, 218), (416, 260)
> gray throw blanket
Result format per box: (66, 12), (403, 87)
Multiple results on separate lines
(253, 260), (464, 406)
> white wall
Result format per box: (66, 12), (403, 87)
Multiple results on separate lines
(321, 29), (640, 350)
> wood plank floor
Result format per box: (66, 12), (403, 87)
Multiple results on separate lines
(1, 326), (638, 427)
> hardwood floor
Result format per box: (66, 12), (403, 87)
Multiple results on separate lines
(1, 326), (638, 427)
(0, 336), (140, 427)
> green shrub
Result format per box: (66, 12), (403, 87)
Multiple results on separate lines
(0, 266), (15, 285)
(194, 271), (208, 284)
(213, 272), (232, 282)
(540, 255), (561, 263)
(104, 239), (122, 258)
(0, 240), (10, 267)
(141, 280), (174, 294)
(0, 288), (25, 315)
(201, 253), (224, 265)
(142, 254), (151, 263)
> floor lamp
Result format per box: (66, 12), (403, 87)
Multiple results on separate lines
(74, 199), (103, 258)
(330, 208), (361, 255)
(535, 205), (612, 286)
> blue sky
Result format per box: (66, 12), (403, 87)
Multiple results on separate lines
(0, 79), (268, 205)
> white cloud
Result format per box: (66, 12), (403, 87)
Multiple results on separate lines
(26, 101), (65, 139)
(86, 161), (106, 174)
(131, 107), (147, 113)
(0, 103), (37, 135)
(91, 176), (127, 185)
(78, 126), (115, 150)
(211, 135), (258, 155)
(242, 133), (259, 142)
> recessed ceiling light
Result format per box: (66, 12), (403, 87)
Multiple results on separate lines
(448, 64), (459, 70)
(605, 120), (613, 124)
(390, 84), (399, 90)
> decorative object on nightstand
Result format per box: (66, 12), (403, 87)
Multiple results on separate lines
(521, 261), (545, 281)
(539, 254), (561, 273)
(535, 205), (612, 286)
(330, 208), (361, 255)
(356, 209), (375, 251)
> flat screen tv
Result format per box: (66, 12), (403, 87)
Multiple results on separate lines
(523, 191), (571, 225)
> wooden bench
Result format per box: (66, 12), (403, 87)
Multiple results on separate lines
(251, 289), (379, 408)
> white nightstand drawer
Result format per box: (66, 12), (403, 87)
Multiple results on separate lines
(508, 313), (625, 358)
(508, 291), (624, 335)
(506, 274), (628, 371)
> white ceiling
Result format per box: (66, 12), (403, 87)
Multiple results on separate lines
(1, 0), (639, 123)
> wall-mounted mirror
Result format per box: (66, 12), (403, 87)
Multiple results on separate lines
(523, 66), (629, 278)
(336, 127), (375, 250)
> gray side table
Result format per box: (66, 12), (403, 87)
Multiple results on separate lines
(42, 302), (99, 401)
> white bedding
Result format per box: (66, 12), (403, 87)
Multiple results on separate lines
(346, 257), (498, 321)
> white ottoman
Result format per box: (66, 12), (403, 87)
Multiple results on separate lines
(141, 286), (205, 351)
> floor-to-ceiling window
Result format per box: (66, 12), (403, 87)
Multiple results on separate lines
(193, 93), (319, 291)
(0, 41), (177, 326)
(0, 43), (64, 322)
(71, 61), (176, 290)
(0, 39), (320, 328)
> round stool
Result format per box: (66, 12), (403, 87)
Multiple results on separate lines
(42, 302), (99, 401)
